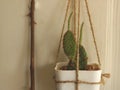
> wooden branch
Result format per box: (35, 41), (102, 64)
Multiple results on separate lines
(29, 0), (35, 90)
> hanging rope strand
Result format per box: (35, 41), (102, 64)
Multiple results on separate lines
(77, 0), (81, 73)
(76, 0), (81, 82)
(72, 0), (81, 90)
(74, 0), (77, 40)
(76, 0), (80, 90)
(55, 0), (71, 63)
(84, 0), (101, 66)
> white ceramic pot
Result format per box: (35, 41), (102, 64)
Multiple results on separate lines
(55, 62), (102, 90)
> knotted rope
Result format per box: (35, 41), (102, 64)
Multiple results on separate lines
(55, 0), (110, 90)
(55, 73), (110, 85)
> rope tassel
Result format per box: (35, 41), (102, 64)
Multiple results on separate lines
(101, 73), (111, 85)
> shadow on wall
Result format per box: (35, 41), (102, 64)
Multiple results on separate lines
(35, 0), (68, 90)
(36, 64), (56, 90)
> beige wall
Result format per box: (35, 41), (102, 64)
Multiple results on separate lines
(0, 0), (30, 90)
(0, 0), (116, 90)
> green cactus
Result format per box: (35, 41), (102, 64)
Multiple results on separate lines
(79, 23), (88, 70)
(62, 12), (76, 70)
(62, 12), (88, 70)
(63, 12), (76, 61)
(79, 45), (88, 70)
(63, 30), (76, 61)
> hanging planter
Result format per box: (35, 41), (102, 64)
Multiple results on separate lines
(54, 0), (110, 90)
(55, 19), (102, 90)
(55, 62), (102, 90)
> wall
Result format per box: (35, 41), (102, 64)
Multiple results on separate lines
(105, 0), (120, 90)
(0, 0), (119, 90)
(0, 0), (30, 90)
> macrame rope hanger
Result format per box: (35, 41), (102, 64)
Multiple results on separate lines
(55, 0), (110, 90)
(27, 0), (109, 90)
(76, 0), (81, 89)
(56, 0), (101, 66)
(56, 0), (101, 70)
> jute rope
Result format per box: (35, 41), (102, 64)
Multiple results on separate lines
(74, 0), (77, 40)
(76, 0), (81, 90)
(55, 0), (110, 90)
(55, 73), (110, 85)
(55, 0), (101, 69)
(55, 0), (71, 63)
(84, 0), (101, 66)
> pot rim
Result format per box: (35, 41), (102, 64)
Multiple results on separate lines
(55, 62), (102, 72)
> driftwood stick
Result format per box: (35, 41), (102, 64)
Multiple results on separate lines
(29, 0), (35, 90)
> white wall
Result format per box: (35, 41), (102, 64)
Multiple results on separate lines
(0, 0), (119, 90)
(105, 0), (120, 90)
(0, 0), (30, 90)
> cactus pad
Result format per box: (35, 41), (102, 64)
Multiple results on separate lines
(63, 30), (76, 61)
(79, 45), (88, 70)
